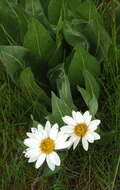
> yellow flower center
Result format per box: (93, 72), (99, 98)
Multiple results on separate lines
(74, 123), (88, 137)
(40, 138), (55, 154)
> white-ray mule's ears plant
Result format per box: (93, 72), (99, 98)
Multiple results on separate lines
(23, 121), (71, 171)
(61, 110), (101, 151)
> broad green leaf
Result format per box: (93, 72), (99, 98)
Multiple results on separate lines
(83, 70), (100, 98)
(65, 0), (111, 58)
(47, 92), (72, 125)
(25, 0), (42, 18)
(40, 0), (51, 16)
(48, 0), (62, 25)
(63, 20), (89, 49)
(13, 6), (29, 43)
(24, 18), (56, 61)
(0, 46), (27, 81)
(48, 63), (64, 88)
(0, 7), (19, 45)
(77, 86), (98, 116)
(19, 67), (50, 107)
(77, 87), (91, 106)
(77, 69), (99, 115)
(57, 74), (76, 111)
(25, 0), (53, 35)
(68, 47), (100, 87)
(88, 94), (98, 116)
(48, 41), (63, 68)
(67, 0), (101, 22)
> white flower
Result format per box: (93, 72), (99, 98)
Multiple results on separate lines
(61, 110), (101, 151)
(23, 121), (71, 171)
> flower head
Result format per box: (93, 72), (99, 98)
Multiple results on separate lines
(23, 121), (71, 170)
(61, 110), (101, 151)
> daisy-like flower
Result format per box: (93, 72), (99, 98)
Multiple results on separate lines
(61, 110), (101, 151)
(23, 121), (71, 171)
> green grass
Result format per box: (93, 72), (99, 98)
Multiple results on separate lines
(0, 1), (120, 190)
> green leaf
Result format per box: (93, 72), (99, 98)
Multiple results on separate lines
(77, 87), (91, 106)
(48, 63), (64, 88)
(63, 19), (89, 49)
(77, 86), (98, 116)
(65, 0), (111, 58)
(13, 6), (29, 43)
(0, 46), (27, 82)
(83, 70), (100, 99)
(0, 7), (20, 45)
(68, 47), (100, 87)
(25, 0), (42, 18)
(77, 70), (99, 115)
(88, 94), (98, 116)
(48, 0), (62, 25)
(48, 65), (76, 114)
(47, 92), (72, 125)
(19, 67), (50, 107)
(25, 0), (54, 38)
(23, 18), (56, 61)
(48, 40), (63, 68)
(40, 0), (51, 16)
(57, 74), (76, 111)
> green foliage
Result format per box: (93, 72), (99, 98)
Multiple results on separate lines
(68, 47), (100, 86)
(24, 18), (56, 61)
(77, 70), (100, 116)
(64, 0), (111, 60)
(0, 46), (27, 81)
(0, 0), (120, 189)
(47, 74), (76, 124)
(19, 67), (50, 107)
(48, 0), (62, 25)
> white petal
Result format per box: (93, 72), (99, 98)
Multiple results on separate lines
(62, 116), (76, 125)
(42, 130), (47, 139)
(69, 134), (77, 142)
(92, 132), (100, 140)
(73, 137), (81, 150)
(37, 124), (43, 132)
(72, 111), (78, 121)
(55, 132), (69, 143)
(25, 148), (40, 157)
(46, 155), (55, 171)
(50, 123), (59, 140)
(89, 120), (101, 131)
(26, 132), (42, 141)
(28, 156), (38, 163)
(72, 111), (84, 123)
(60, 126), (74, 133)
(85, 133), (94, 143)
(24, 138), (39, 148)
(82, 137), (89, 151)
(35, 154), (46, 169)
(83, 111), (92, 125)
(31, 128), (37, 133)
(49, 152), (60, 166)
(45, 121), (51, 136)
(55, 141), (71, 150)
(26, 132), (33, 138)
